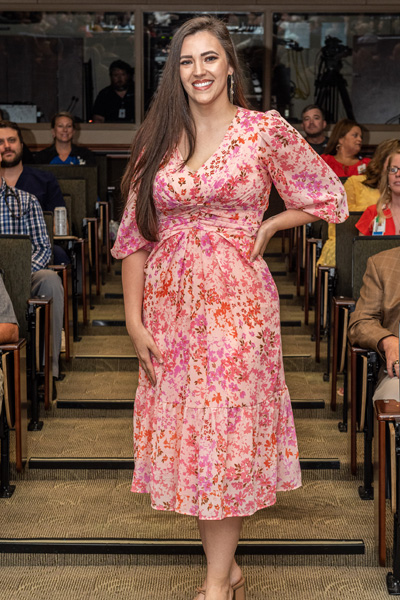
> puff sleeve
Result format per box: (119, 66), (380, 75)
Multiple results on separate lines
(258, 111), (348, 224)
(111, 189), (157, 260)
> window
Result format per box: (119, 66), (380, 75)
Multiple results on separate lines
(0, 11), (135, 123)
(272, 13), (400, 124)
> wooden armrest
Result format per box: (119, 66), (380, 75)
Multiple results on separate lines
(334, 296), (356, 307)
(375, 399), (400, 421)
(28, 296), (52, 307)
(0, 338), (27, 352)
(350, 345), (374, 356)
(318, 265), (335, 272)
(47, 264), (70, 272)
(54, 235), (79, 241)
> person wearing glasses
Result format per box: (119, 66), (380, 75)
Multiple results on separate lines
(356, 148), (400, 235)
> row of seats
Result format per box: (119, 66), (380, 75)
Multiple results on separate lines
(0, 163), (113, 498)
(286, 191), (400, 584)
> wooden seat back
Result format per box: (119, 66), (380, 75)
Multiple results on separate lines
(58, 179), (87, 237)
(352, 236), (400, 300)
(34, 165), (98, 219)
(335, 211), (363, 297)
(0, 235), (32, 343)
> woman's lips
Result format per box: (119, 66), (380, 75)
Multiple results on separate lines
(192, 80), (213, 91)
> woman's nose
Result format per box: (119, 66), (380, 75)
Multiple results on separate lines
(193, 60), (206, 76)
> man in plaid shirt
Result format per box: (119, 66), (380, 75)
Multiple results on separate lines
(0, 177), (64, 380)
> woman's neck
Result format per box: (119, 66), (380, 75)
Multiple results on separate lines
(189, 99), (237, 132)
(335, 149), (359, 166)
(55, 139), (72, 157)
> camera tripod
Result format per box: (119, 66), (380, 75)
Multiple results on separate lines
(314, 56), (355, 123)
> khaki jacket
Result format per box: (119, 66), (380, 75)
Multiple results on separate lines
(348, 246), (400, 354)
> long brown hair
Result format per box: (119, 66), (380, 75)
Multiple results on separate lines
(376, 149), (400, 223)
(324, 118), (361, 156)
(121, 16), (249, 241)
(362, 139), (400, 189)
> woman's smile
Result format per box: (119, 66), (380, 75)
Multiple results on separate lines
(192, 79), (214, 90)
(179, 31), (233, 107)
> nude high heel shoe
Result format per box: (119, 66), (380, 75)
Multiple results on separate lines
(195, 577), (245, 599)
(232, 577), (246, 600)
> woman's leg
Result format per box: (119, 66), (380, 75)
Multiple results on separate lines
(197, 518), (243, 589)
(195, 516), (243, 600)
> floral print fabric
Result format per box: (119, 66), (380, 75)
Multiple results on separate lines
(112, 109), (348, 520)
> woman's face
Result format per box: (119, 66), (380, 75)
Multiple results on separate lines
(52, 117), (74, 144)
(179, 31), (233, 109)
(338, 126), (363, 157)
(388, 153), (400, 196)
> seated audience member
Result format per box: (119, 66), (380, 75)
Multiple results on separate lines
(356, 146), (400, 236)
(348, 247), (400, 401)
(0, 277), (18, 344)
(35, 112), (96, 166)
(92, 60), (135, 123)
(0, 175), (64, 384)
(318, 139), (400, 266)
(321, 119), (370, 178)
(301, 105), (329, 155)
(0, 111), (34, 164)
(0, 120), (69, 264)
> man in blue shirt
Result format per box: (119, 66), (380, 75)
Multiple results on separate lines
(0, 121), (68, 264)
(0, 177), (64, 380)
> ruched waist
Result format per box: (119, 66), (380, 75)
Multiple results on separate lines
(157, 210), (260, 243)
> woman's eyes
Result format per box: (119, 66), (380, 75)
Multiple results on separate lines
(180, 56), (218, 66)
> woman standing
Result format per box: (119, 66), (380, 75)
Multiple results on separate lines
(35, 112), (96, 166)
(356, 148), (400, 235)
(112, 17), (347, 600)
(321, 118), (370, 178)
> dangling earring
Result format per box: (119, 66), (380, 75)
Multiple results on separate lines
(228, 74), (234, 104)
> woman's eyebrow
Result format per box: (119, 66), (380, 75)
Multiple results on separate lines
(180, 50), (220, 59)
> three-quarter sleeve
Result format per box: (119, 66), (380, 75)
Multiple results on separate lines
(258, 111), (348, 224)
(111, 189), (157, 260)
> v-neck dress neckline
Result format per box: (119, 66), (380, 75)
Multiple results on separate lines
(176, 107), (239, 175)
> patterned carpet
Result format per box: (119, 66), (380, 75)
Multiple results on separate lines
(1, 243), (395, 599)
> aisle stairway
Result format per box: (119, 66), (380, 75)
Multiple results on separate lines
(0, 239), (393, 599)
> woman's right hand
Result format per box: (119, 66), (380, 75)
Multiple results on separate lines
(129, 323), (163, 386)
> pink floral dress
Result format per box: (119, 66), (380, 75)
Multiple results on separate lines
(112, 108), (348, 520)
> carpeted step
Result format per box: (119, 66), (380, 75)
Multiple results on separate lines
(53, 371), (335, 418)
(8, 415), (358, 481)
(0, 563), (391, 599)
(0, 477), (380, 566)
(60, 333), (328, 373)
